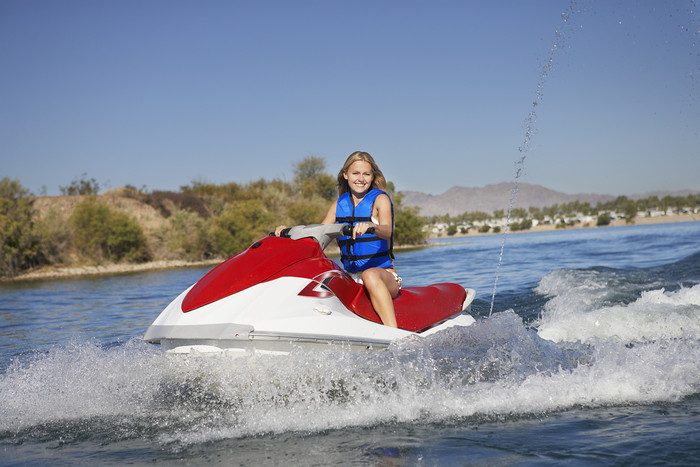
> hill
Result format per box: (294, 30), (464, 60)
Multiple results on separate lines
(401, 183), (697, 217)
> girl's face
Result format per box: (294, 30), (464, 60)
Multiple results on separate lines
(344, 160), (374, 197)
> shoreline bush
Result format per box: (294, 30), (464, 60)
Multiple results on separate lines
(0, 178), (42, 276)
(71, 197), (150, 263)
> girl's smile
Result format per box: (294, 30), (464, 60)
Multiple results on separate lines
(343, 160), (373, 198)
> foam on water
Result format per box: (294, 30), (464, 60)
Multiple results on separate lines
(534, 270), (700, 343)
(2, 308), (698, 449)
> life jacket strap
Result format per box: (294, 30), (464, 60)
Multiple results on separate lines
(335, 215), (371, 224)
(337, 235), (380, 248)
(340, 251), (393, 262)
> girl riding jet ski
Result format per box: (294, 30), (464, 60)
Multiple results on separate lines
(144, 152), (475, 354)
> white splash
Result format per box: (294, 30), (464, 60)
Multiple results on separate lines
(535, 273), (700, 343)
(2, 308), (698, 449)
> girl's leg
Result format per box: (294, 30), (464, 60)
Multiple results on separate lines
(361, 268), (400, 327)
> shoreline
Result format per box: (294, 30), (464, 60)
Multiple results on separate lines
(5, 259), (223, 283)
(429, 212), (700, 239)
(6, 214), (699, 282)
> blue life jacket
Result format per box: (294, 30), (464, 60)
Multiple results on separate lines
(335, 187), (394, 273)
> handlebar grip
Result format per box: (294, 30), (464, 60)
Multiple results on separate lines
(270, 228), (292, 238)
(342, 225), (375, 236)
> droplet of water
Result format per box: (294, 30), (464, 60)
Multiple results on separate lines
(489, 4), (577, 317)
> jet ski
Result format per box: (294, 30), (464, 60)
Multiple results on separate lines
(144, 223), (476, 354)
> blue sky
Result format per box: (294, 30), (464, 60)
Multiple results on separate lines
(2, 0), (699, 197)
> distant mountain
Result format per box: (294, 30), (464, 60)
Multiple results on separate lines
(400, 183), (697, 217)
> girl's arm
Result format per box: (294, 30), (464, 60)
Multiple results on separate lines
(321, 200), (338, 225)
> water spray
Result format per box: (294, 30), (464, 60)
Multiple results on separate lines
(489, 5), (576, 317)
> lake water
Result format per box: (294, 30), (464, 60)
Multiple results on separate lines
(2, 222), (699, 465)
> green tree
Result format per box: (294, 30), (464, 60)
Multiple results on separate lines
(579, 201), (593, 216)
(686, 194), (700, 210)
(0, 178), (41, 276)
(210, 199), (276, 256)
(463, 211), (490, 223)
(511, 207), (528, 219)
(636, 197), (650, 215)
(287, 199), (327, 225)
(71, 197), (149, 262)
(544, 204), (560, 219)
(294, 155), (336, 200)
(182, 179), (242, 202)
(33, 208), (72, 266)
(60, 173), (101, 195)
(394, 205), (426, 245)
(647, 195), (660, 211)
(159, 209), (213, 260)
(660, 195), (675, 214)
(622, 199), (638, 223)
(528, 206), (543, 220)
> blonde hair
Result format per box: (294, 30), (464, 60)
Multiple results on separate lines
(337, 151), (387, 196)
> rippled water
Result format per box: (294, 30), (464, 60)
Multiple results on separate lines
(2, 222), (699, 465)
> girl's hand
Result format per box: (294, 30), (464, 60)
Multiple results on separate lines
(274, 225), (287, 236)
(352, 222), (374, 239)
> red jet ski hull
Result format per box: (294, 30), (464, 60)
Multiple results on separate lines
(181, 236), (467, 332)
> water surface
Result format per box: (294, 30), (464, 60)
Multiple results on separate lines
(2, 222), (699, 465)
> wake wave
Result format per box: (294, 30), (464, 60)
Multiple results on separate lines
(2, 308), (698, 449)
(534, 265), (700, 343)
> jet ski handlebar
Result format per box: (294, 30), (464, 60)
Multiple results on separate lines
(275, 224), (374, 250)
